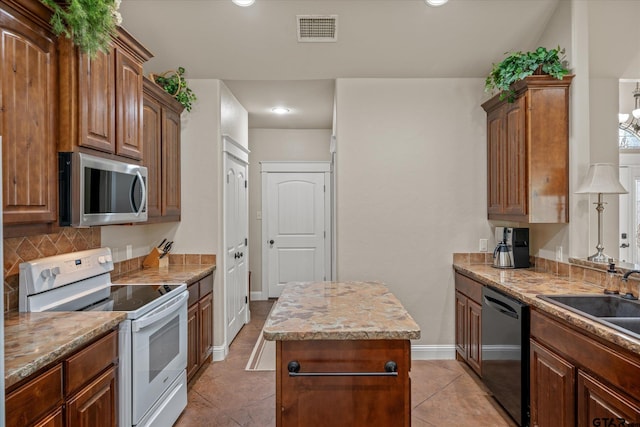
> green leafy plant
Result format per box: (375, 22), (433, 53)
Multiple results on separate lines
(485, 46), (569, 102)
(40, 0), (122, 58)
(152, 67), (197, 112)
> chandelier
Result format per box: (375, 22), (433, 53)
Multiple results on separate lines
(619, 83), (640, 134)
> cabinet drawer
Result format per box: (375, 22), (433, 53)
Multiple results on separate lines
(6, 364), (63, 427)
(200, 274), (214, 296)
(65, 330), (117, 396)
(188, 282), (200, 306)
(454, 272), (483, 303)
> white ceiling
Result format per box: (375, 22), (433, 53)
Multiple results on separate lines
(120, 0), (561, 129)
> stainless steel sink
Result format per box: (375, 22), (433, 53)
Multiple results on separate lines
(537, 294), (640, 340)
(538, 295), (640, 318)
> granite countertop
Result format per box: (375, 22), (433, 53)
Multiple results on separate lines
(453, 263), (640, 355)
(263, 281), (421, 341)
(5, 262), (216, 390)
(113, 264), (216, 285)
(4, 311), (126, 389)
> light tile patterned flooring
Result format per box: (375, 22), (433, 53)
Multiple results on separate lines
(175, 301), (517, 426)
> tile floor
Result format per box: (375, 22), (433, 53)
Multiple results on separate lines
(175, 300), (517, 426)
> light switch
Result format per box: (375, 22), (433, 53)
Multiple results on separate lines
(479, 239), (488, 252)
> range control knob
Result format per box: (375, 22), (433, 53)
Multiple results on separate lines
(51, 267), (61, 276)
(40, 269), (52, 279)
(98, 256), (106, 264)
(105, 255), (113, 262)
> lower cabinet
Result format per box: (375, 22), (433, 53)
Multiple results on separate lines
(530, 309), (640, 427)
(277, 339), (411, 427)
(6, 330), (118, 427)
(454, 272), (482, 376)
(187, 273), (214, 384)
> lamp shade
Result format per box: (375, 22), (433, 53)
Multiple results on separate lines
(575, 163), (628, 194)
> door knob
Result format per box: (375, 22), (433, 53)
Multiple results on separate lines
(621, 243), (630, 248)
(269, 239), (274, 246)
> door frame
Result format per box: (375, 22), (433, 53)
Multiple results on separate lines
(260, 161), (332, 300)
(222, 135), (250, 356)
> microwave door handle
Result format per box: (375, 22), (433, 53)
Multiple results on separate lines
(132, 170), (147, 217)
(132, 292), (187, 332)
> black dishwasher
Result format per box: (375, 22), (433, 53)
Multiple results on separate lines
(481, 286), (530, 427)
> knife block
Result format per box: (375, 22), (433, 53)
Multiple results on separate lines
(143, 247), (169, 268)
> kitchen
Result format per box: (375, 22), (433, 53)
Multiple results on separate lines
(3, 0), (640, 426)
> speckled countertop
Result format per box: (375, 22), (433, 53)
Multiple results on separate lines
(5, 263), (216, 390)
(4, 311), (126, 389)
(263, 281), (421, 341)
(453, 264), (640, 355)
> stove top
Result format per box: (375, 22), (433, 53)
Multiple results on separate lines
(87, 284), (185, 312)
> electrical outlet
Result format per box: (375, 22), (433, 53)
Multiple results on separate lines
(479, 238), (488, 252)
(556, 246), (562, 261)
(126, 244), (133, 259)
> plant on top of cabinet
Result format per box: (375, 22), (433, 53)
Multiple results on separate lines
(40, 0), (123, 58)
(485, 46), (570, 102)
(150, 67), (198, 112)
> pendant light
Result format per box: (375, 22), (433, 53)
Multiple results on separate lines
(232, 0), (255, 7)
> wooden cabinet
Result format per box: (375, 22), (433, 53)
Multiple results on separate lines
(186, 273), (214, 383)
(530, 309), (640, 427)
(277, 339), (411, 427)
(482, 75), (573, 223)
(0, 0), (57, 226)
(454, 272), (482, 376)
(59, 27), (152, 160)
(6, 330), (118, 427)
(143, 76), (184, 222)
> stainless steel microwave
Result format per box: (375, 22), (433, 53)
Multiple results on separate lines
(59, 152), (148, 227)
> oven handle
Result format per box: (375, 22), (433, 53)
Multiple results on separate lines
(132, 292), (187, 332)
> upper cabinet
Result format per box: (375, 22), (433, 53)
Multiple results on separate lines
(482, 75), (574, 223)
(143, 76), (184, 222)
(0, 0), (58, 226)
(59, 27), (152, 161)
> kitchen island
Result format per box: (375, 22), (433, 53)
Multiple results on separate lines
(263, 281), (420, 427)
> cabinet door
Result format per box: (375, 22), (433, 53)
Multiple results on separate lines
(530, 339), (575, 427)
(143, 95), (162, 218)
(199, 292), (214, 363)
(115, 49), (144, 159)
(455, 290), (467, 359)
(162, 107), (182, 217)
(187, 302), (200, 382)
(503, 96), (526, 216)
(6, 364), (63, 427)
(1, 8), (57, 224)
(578, 371), (640, 426)
(66, 366), (117, 427)
(78, 48), (116, 153)
(36, 408), (64, 427)
(486, 106), (504, 215)
(467, 298), (482, 376)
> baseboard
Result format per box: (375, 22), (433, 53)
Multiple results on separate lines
(250, 291), (268, 301)
(411, 344), (456, 360)
(212, 343), (229, 362)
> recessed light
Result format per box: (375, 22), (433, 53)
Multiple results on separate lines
(271, 107), (290, 114)
(425, 0), (448, 6)
(232, 0), (255, 7)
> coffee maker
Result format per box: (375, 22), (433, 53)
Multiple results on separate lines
(493, 227), (530, 269)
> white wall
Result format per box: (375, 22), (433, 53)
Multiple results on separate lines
(247, 129), (332, 298)
(335, 78), (490, 349)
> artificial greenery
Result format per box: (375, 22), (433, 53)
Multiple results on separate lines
(152, 67), (198, 112)
(40, 0), (121, 58)
(485, 46), (569, 102)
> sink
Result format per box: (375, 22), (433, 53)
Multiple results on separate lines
(538, 294), (640, 317)
(537, 294), (640, 340)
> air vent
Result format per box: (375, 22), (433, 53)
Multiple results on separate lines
(297, 15), (338, 42)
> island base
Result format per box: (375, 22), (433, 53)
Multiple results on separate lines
(275, 339), (411, 426)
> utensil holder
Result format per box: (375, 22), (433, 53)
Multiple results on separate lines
(143, 247), (169, 268)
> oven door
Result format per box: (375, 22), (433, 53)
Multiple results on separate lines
(131, 291), (188, 424)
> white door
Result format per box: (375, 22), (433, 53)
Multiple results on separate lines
(224, 153), (248, 345)
(619, 165), (640, 264)
(263, 169), (330, 298)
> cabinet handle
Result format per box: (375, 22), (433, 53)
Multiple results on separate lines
(287, 360), (398, 377)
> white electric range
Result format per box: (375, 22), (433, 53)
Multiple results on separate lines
(19, 247), (188, 427)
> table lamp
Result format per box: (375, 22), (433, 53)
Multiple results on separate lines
(575, 163), (628, 263)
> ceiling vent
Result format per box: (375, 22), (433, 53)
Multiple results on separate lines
(297, 15), (338, 42)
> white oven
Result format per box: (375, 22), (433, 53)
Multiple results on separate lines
(127, 291), (188, 425)
(19, 248), (189, 427)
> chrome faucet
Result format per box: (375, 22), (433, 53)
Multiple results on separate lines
(621, 270), (640, 300)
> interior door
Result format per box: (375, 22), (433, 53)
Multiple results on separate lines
(619, 165), (640, 264)
(225, 154), (248, 345)
(265, 172), (328, 298)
